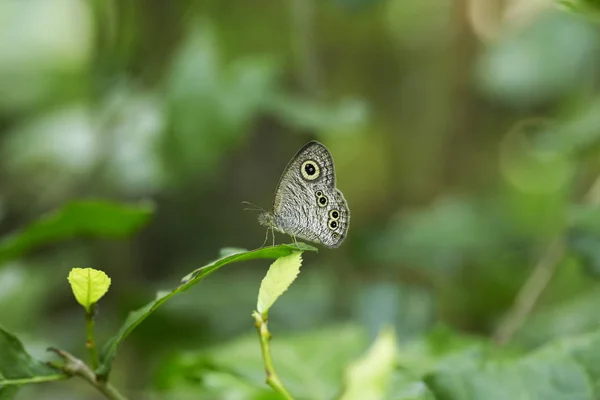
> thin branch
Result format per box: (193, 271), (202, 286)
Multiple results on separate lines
(252, 311), (294, 400)
(48, 348), (128, 400)
(494, 174), (600, 344)
(0, 374), (68, 386)
(493, 237), (565, 344)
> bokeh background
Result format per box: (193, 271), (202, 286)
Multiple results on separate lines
(3, 0), (600, 399)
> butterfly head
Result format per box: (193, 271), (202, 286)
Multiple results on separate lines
(257, 212), (275, 228)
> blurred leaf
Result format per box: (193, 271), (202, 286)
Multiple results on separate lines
(568, 204), (600, 234)
(157, 325), (367, 400)
(500, 119), (574, 195)
(97, 243), (317, 380)
(370, 197), (499, 271)
(477, 12), (599, 108)
(0, 387), (19, 400)
(0, 1), (93, 113)
(386, 374), (436, 400)
(2, 106), (100, 205)
(160, 371), (280, 400)
(156, 324), (600, 399)
(425, 328), (600, 400)
(397, 326), (492, 379)
(535, 98), (600, 156)
(163, 23), (280, 182)
(67, 268), (111, 312)
(354, 282), (435, 342)
(0, 264), (52, 330)
(568, 231), (600, 277)
(340, 327), (398, 400)
(0, 326), (67, 399)
(558, 0), (600, 21)
(567, 204), (600, 277)
(268, 95), (368, 133)
(4, 105), (97, 174)
(0, 200), (155, 266)
(257, 252), (303, 314)
(99, 86), (165, 193)
(516, 286), (600, 346)
(427, 351), (591, 400)
(355, 282), (401, 340)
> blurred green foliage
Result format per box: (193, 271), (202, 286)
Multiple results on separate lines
(3, 0), (600, 399)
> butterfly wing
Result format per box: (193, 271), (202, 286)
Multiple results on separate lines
(272, 141), (335, 213)
(271, 141), (349, 248)
(313, 186), (350, 248)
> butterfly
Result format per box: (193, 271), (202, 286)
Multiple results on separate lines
(252, 141), (350, 248)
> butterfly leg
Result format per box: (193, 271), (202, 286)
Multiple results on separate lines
(291, 234), (301, 250)
(260, 227), (270, 248)
(271, 227), (276, 248)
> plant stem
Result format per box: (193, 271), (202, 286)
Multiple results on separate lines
(252, 311), (294, 400)
(493, 236), (565, 344)
(0, 374), (68, 386)
(48, 348), (128, 400)
(86, 306), (99, 369)
(494, 174), (600, 344)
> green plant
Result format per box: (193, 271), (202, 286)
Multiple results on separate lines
(4, 200), (600, 400)
(0, 200), (323, 399)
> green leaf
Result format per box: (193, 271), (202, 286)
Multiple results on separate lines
(566, 205), (600, 277)
(427, 351), (591, 400)
(0, 386), (19, 400)
(267, 94), (368, 133)
(424, 328), (600, 400)
(340, 327), (398, 400)
(256, 252), (303, 314)
(568, 204), (600, 234)
(370, 197), (499, 271)
(397, 325), (492, 378)
(96, 243), (317, 380)
(0, 326), (67, 399)
(162, 23), (280, 183)
(159, 371), (281, 400)
(557, 0), (600, 21)
(156, 325), (366, 400)
(515, 286), (600, 347)
(0, 200), (154, 267)
(67, 268), (111, 312)
(386, 373), (436, 400)
(567, 232), (600, 277)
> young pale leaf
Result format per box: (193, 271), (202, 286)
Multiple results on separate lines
(0, 326), (67, 398)
(340, 327), (398, 400)
(67, 268), (111, 312)
(257, 252), (303, 314)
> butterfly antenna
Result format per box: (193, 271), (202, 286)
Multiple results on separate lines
(242, 201), (266, 212)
